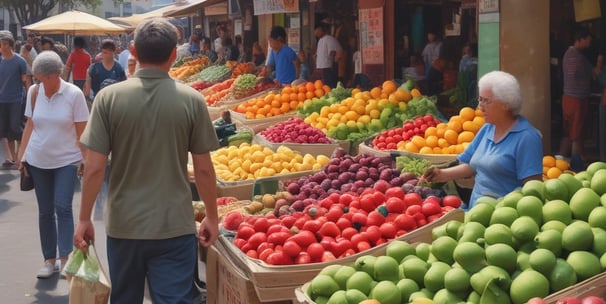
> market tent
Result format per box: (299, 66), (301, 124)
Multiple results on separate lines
(163, 0), (225, 18)
(23, 10), (127, 35)
(108, 3), (187, 28)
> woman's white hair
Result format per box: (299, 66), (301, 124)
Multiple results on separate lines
(32, 50), (63, 75)
(478, 70), (522, 116)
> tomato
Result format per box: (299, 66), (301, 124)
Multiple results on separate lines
(356, 241), (371, 252)
(385, 186), (405, 199)
(321, 251), (337, 262)
(372, 191), (387, 204)
(379, 222), (397, 239)
(335, 217), (352, 231)
(267, 231), (291, 246)
(331, 239), (352, 257)
(246, 250), (258, 259)
(385, 196), (405, 213)
(404, 193), (423, 206)
(442, 195), (463, 208)
(341, 227), (358, 240)
(365, 225), (382, 244)
(282, 240), (302, 257)
(295, 252), (312, 264)
(236, 225), (255, 240)
(306, 242), (325, 260)
(256, 242), (273, 254)
(350, 233), (368, 247)
(367, 210), (386, 227)
(253, 217), (270, 233)
(267, 224), (288, 235)
(375, 238), (387, 246)
(325, 206), (344, 222)
(247, 232), (267, 249)
(351, 212), (368, 227)
(394, 213), (417, 231)
(233, 238), (247, 249)
(287, 230), (316, 247)
(339, 193), (355, 206)
(258, 247), (274, 261)
(302, 219), (323, 233)
(293, 217), (307, 229)
(421, 201), (442, 216)
(427, 214), (442, 223)
(266, 251), (292, 265)
(405, 204), (422, 216)
(280, 215), (296, 228)
(359, 194), (376, 212)
(318, 221), (341, 238)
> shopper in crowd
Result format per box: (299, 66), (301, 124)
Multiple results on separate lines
(188, 33), (200, 56)
(83, 39), (126, 100)
(118, 40), (132, 72)
(224, 37), (239, 62)
(214, 24), (227, 62)
(40, 37), (55, 52)
(262, 26), (300, 85)
(0, 30), (31, 169)
(200, 37), (218, 63)
(559, 27), (596, 171)
(422, 71), (543, 209)
(126, 55), (137, 78)
(252, 41), (266, 66)
(314, 22), (342, 88)
(20, 38), (36, 71)
(18, 50), (89, 279)
(422, 31), (442, 79)
(74, 18), (220, 303)
(63, 36), (92, 91)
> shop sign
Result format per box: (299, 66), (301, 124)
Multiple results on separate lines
(287, 28), (300, 52)
(359, 7), (383, 65)
(253, 0), (299, 15)
(574, 0), (601, 22)
(479, 0), (499, 13)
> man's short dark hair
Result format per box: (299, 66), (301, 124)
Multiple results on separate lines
(41, 37), (54, 47)
(574, 26), (592, 41)
(315, 23), (329, 32)
(269, 26), (287, 41)
(101, 39), (116, 51)
(134, 18), (178, 65)
(73, 36), (86, 49)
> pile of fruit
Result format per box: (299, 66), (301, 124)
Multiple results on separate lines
(398, 106), (485, 155)
(297, 82), (353, 116)
(223, 182), (461, 265)
(199, 74), (279, 106)
(197, 64), (232, 83)
(303, 161), (606, 304)
(169, 56), (209, 81)
(302, 80), (434, 142)
(259, 117), (332, 144)
(233, 80), (330, 119)
(371, 114), (441, 150)
(542, 155), (572, 180)
(211, 143), (330, 181)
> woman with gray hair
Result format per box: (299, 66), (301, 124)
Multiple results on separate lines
(17, 51), (89, 279)
(423, 70), (543, 209)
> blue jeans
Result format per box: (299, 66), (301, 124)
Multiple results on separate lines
(28, 163), (78, 260)
(107, 234), (197, 304)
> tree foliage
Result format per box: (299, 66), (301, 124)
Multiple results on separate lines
(0, 0), (123, 28)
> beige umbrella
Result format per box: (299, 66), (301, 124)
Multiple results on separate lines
(108, 3), (187, 28)
(23, 10), (127, 35)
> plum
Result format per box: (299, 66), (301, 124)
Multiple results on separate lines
(400, 172), (416, 182)
(407, 179), (418, 186)
(349, 163), (362, 173)
(390, 177), (404, 187)
(327, 164), (339, 173)
(379, 169), (394, 181)
(331, 179), (342, 189)
(286, 183), (300, 194)
(340, 183), (353, 192)
(321, 179), (332, 191)
(401, 183), (414, 193)
(355, 170), (369, 181)
(338, 172), (351, 184)
(327, 172), (339, 180)
(290, 200), (305, 211)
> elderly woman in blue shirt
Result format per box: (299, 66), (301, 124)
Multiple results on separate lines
(423, 70), (543, 209)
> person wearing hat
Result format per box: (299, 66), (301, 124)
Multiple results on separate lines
(0, 30), (31, 169)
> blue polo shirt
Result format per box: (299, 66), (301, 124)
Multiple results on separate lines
(457, 116), (543, 208)
(267, 45), (297, 85)
(0, 54), (29, 103)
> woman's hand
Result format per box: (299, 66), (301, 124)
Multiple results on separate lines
(422, 166), (441, 182)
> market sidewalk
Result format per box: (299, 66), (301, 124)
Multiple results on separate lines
(0, 148), (206, 303)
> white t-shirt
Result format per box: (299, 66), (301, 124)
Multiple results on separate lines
(316, 34), (342, 69)
(422, 41), (442, 66)
(353, 51), (362, 74)
(214, 37), (225, 59)
(24, 80), (89, 169)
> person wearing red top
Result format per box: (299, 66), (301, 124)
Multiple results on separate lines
(62, 36), (91, 91)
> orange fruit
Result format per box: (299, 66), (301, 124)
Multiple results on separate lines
(454, 144), (465, 154)
(543, 166), (550, 174)
(351, 88), (361, 96)
(322, 85), (331, 94)
(290, 100), (299, 110)
(473, 116), (485, 126)
(546, 167), (562, 179)
(305, 91), (315, 100)
(419, 146), (434, 154)
(475, 108), (483, 117)
(314, 80), (323, 89)
(433, 147), (442, 154)
(542, 155), (556, 167)
(411, 88), (421, 97)
(370, 87), (382, 99)
(280, 93), (290, 103)
(447, 120), (463, 133)
(404, 141), (419, 153)
(297, 92), (306, 102)
(394, 89), (412, 102)
(426, 135), (439, 148)
(555, 159), (569, 171)
(462, 121), (481, 133)
(459, 107), (476, 121)
(444, 129), (459, 145)
(382, 80), (398, 94)
(425, 126), (438, 137)
(457, 131), (475, 144)
(411, 135), (426, 148)
(305, 82), (315, 92)
(280, 103), (291, 113)
(438, 138), (449, 148)
(315, 89), (324, 98)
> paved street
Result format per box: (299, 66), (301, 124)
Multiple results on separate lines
(0, 148), (206, 304)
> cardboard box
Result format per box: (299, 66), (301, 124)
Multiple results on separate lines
(220, 209), (465, 292)
(206, 241), (296, 304)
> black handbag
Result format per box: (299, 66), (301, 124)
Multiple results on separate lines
(20, 163), (34, 191)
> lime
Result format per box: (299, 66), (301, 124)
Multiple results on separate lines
(310, 274), (340, 297)
(333, 266), (356, 289)
(327, 290), (347, 304)
(490, 206), (519, 226)
(592, 228), (606, 257)
(517, 251), (530, 270)
(431, 236), (458, 265)
(400, 256), (429, 286)
(396, 278), (420, 302)
(541, 220), (567, 233)
(587, 161), (606, 176)
(544, 178), (569, 201)
(566, 251), (602, 281)
(346, 271), (374, 296)
(444, 220), (463, 240)
(542, 200), (572, 225)
(415, 243), (432, 261)
(458, 221), (486, 243)
(522, 180), (545, 201)
(528, 248), (557, 275)
(386, 240), (416, 264)
(534, 229), (563, 256)
(432, 288), (464, 304)
(344, 289), (368, 303)
(453, 242), (486, 274)
(588, 206), (606, 230)
(549, 258), (578, 292)
(484, 223), (514, 246)
(369, 280), (401, 304)
(485, 243), (517, 273)
(509, 270), (550, 304)
(516, 195), (544, 225)
(569, 188), (601, 221)
(510, 216), (540, 243)
(443, 267), (471, 292)
(423, 261), (451, 292)
(465, 203), (494, 226)
(355, 255), (377, 277)
(558, 173), (582, 200)
(501, 191), (524, 208)
(562, 221), (594, 251)
(319, 264), (343, 277)
(373, 256), (400, 282)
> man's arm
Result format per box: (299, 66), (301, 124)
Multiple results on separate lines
(83, 70), (93, 98)
(63, 54), (73, 80)
(192, 152), (219, 247)
(21, 74), (32, 91)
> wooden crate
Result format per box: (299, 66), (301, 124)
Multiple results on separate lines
(253, 134), (339, 157)
(220, 209), (464, 291)
(543, 271), (606, 303)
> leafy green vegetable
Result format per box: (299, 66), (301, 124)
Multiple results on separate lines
(198, 65), (231, 83)
(395, 155), (432, 176)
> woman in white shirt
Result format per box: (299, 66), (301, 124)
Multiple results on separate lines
(18, 51), (89, 279)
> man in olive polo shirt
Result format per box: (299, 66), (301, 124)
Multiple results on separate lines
(75, 18), (220, 303)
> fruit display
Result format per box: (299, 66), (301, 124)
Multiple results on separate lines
(199, 75), (279, 106)
(302, 161), (606, 304)
(197, 64), (232, 83)
(227, 182), (461, 265)
(398, 106), (485, 155)
(211, 143), (330, 181)
(395, 155), (433, 177)
(168, 56), (209, 81)
(227, 61), (255, 77)
(297, 82), (353, 116)
(371, 114), (441, 150)
(259, 117), (332, 144)
(302, 80), (437, 142)
(233, 80), (330, 119)
(542, 155), (573, 180)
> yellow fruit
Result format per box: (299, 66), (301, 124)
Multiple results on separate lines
(555, 159), (569, 171)
(425, 126), (438, 137)
(411, 136), (426, 148)
(443, 129), (459, 145)
(419, 146), (433, 154)
(546, 167), (562, 179)
(404, 141), (419, 153)
(459, 107), (476, 121)
(542, 155), (556, 168)
(462, 121), (481, 133)
(457, 131), (475, 144)
(426, 135), (439, 148)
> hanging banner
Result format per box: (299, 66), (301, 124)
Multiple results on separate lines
(573, 0), (601, 22)
(253, 0), (299, 15)
(359, 7), (384, 65)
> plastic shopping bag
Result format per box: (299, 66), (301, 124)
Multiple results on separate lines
(67, 244), (111, 304)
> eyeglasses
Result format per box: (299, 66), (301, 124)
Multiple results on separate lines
(478, 96), (493, 104)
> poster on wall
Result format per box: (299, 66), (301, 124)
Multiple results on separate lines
(573, 0), (601, 22)
(253, 0), (299, 15)
(359, 7), (383, 65)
